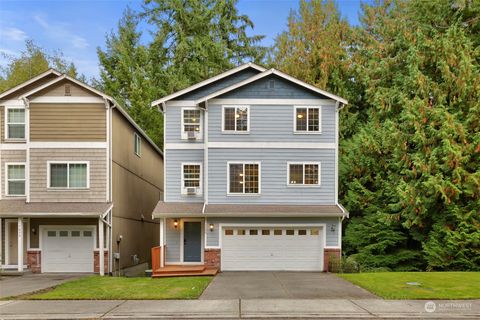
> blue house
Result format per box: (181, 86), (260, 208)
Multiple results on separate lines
(151, 63), (348, 273)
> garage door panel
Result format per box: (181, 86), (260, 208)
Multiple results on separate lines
(221, 227), (324, 271)
(42, 227), (94, 273)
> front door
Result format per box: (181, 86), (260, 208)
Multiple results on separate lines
(7, 221), (27, 265)
(183, 221), (202, 262)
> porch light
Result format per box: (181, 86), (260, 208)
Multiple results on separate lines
(31, 227), (36, 235)
(209, 224), (214, 232)
(174, 219), (179, 229)
(330, 224), (336, 232)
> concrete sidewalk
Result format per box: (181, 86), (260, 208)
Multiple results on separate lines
(0, 299), (479, 319)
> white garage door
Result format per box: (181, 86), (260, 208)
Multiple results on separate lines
(221, 227), (324, 271)
(42, 227), (95, 273)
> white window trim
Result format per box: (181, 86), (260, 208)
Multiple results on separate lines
(5, 106), (26, 141)
(5, 162), (26, 197)
(222, 105), (250, 134)
(293, 106), (322, 134)
(287, 162), (321, 186)
(226, 161), (261, 196)
(134, 133), (141, 157)
(181, 162), (203, 195)
(46, 161), (90, 190)
(181, 107), (203, 140)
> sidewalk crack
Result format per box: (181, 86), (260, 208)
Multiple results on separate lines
(349, 299), (378, 318)
(100, 299), (127, 318)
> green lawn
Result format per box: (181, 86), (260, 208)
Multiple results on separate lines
(23, 276), (213, 300)
(338, 272), (480, 299)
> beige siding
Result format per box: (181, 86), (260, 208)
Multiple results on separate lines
(1, 150), (27, 198)
(29, 148), (107, 202)
(1, 73), (59, 100)
(31, 80), (94, 97)
(111, 108), (163, 268)
(0, 105), (3, 142)
(30, 103), (106, 141)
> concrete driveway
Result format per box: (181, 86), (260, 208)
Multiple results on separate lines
(200, 272), (378, 300)
(0, 273), (87, 298)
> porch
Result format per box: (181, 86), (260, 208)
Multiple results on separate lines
(151, 246), (218, 277)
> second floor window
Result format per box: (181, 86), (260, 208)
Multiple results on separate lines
(182, 108), (201, 139)
(182, 163), (202, 194)
(288, 163), (320, 185)
(6, 163), (25, 196)
(228, 162), (259, 194)
(295, 107), (321, 133)
(223, 106), (249, 133)
(49, 162), (88, 189)
(6, 108), (25, 139)
(134, 133), (141, 157)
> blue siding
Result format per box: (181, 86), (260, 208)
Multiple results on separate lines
(208, 148), (335, 204)
(165, 218), (181, 262)
(173, 68), (260, 100)
(206, 217), (340, 247)
(208, 104), (336, 142)
(218, 75), (329, 99)
(165, 149), (204, 202)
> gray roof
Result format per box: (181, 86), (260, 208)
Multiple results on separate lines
(0, 200), (112, 217)
(152, 201), (347, 218)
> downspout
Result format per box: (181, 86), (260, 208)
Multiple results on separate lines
(105, 99), (113, 275)
(22, 97), (30, 203)
(202, 100), (209, 213)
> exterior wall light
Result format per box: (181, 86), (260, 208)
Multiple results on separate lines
(209, 224), (214, 232)
(174, 219), (178, 229)
(330, 224), (336, 232)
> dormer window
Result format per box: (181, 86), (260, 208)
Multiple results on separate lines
(6, 107), (25, 139)
(182, 108), (201, 140)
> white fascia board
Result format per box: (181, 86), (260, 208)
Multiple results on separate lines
(195, 69), (348, 105)
(29, 142), (107, 149)
(0, 69), (61, 99)
(0, 144), (27, 150)
(151, 62), (266, 107)
(0, 212), (103, 218)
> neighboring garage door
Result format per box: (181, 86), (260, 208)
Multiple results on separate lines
(221, 227), (324, 271)
(42, 227), (95, 273)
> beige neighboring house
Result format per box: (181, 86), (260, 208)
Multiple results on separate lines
(0, 70), (163, 275)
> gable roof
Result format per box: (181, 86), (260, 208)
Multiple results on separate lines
(20, 73), (163, 157)
(195, 68), (348, 105)
(151, 62), (266, 108)
(0, 69), (61, 100)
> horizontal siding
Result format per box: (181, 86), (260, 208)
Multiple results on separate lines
(165, 218), (181, 262)
(30, 103), (106, 141)
(208, 148), (335, 204)
(165, 149), (204, 202)
(29, 148), (107, 202)
(218, 75), (328, 99)
(0, 150), (27, 198)
(206, 217), (340, 247)
(173, 68), (260, 100)
(208, 104), (336, 142)
(31, 80), (94, 97)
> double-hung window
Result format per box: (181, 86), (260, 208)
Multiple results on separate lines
(228, 162), (260, 194)
(182, 108), (201, 139)
(295, 106), (321, 133)
(288, 162), (321, 185)
(6, 108), (26, 139)
(223, 106), (249, 133)
(6, 163), (26, 196)
(48, 162), (89, 189)
(182, 163), (202, 195)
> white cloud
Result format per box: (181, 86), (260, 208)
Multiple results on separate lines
(0, 27), (27, 41)
(33, 13), (89, 49)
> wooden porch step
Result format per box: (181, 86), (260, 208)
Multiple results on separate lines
(154, 265), (206, 274)
(152, 266), (218, 278)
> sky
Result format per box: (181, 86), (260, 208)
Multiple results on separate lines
(0, 0), (364, 80)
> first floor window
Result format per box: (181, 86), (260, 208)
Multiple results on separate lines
(182, 163), (201, 193)
(229, 162), (259, 194)
(288, 163), (320, 185)
(223, 106), (249, 132)
(7, 108), (25, 139)
(7, 163), (25, 196)
(295, 107), (321, 132)
(49, 162), (88, 189)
